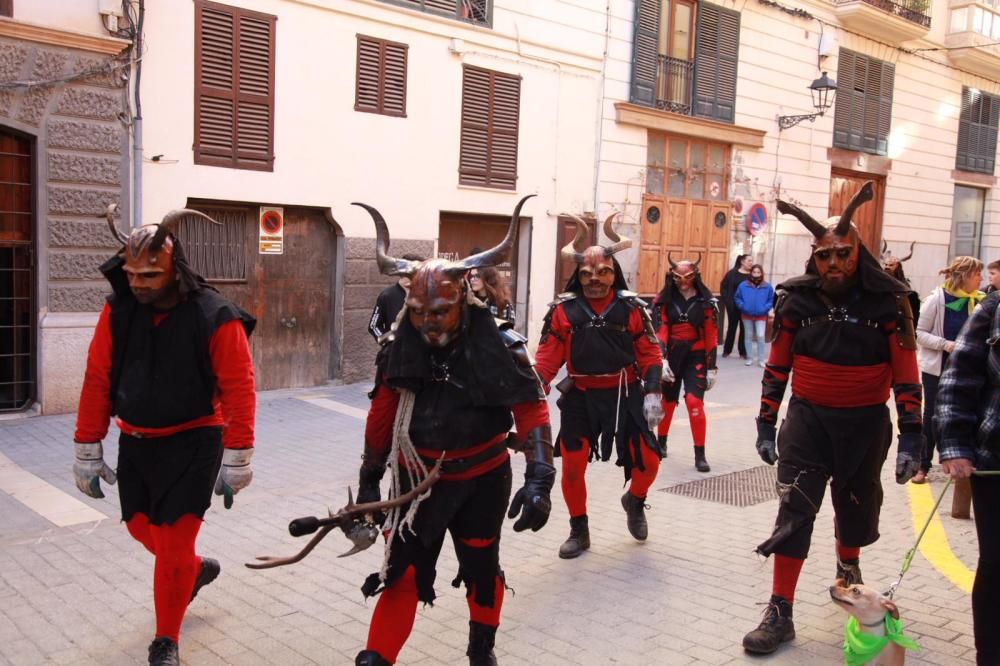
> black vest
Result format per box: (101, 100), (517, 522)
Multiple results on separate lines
(109, 290), (254, 428)
(564, 294), (636, 375)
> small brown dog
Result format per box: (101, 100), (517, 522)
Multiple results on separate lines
(829, 580), (918, 665)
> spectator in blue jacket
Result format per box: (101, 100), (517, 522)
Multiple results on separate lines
(735, 264), (774, 367)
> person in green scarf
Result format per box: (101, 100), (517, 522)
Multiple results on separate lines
(914, 256), (984, 483)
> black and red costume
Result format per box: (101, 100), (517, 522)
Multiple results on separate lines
(652, 259), (718, 471)
(742, 183), (923, 656)
(75, 210), (255, 664)
(534, 213), (663, 558)
(352, 196), (553, 666)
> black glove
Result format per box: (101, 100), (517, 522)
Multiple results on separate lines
(508, 461), (555, 532)
(356, 453), (386, 526)
(895, 431), (924, 485)
(755, 417), (778, 465)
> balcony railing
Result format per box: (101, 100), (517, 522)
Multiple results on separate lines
(655, 55), (694, 115)
(848, 0), (931, 27)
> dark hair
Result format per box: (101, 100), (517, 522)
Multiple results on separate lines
(731, 254), (749, 270)
(401, 253), (424, 262)
(989, 260), (1000, 271)
(476, 266), (512, 312)
(750, 263), (765, 281)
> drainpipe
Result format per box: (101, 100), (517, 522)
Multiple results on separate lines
(131, 0), (144, 228)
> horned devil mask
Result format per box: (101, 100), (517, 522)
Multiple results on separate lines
(776, 181), (874, 296)
(667, 252), (702, 290)
(562, 213), (632, 300)
(104, 204), (219, 306)
(881, 240), (915, 282)
(354, 195), (534, 347)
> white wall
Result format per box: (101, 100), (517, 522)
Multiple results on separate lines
(13, 0), (111, 36)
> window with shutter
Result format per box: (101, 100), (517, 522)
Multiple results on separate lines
(194, 1), (276, 171)
(459, 66), (520, 190)
(630, 0), (663, 106)
(379, 0), (491, 26)
(956, 86), (999, 175)
(832, 49), (894, 157)
(355, 36), (408, 117)
(0, 1), (11, 18)
(692, 2), (740, 124)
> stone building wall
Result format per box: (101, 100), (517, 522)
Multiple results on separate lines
(0, 36), (129, 413)
(339, 237), (434, 385)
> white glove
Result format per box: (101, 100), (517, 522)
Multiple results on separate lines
(73, 442), (117, 499)
(214, 447), (254, 509)
(643, 392), (665, 432)
(705, 369), (718, 391)
(661, 358), (675, 384)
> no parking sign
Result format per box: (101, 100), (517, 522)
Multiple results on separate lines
(746, 203), (768, 237)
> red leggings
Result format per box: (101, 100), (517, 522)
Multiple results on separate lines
(657, 393), (707, 447)
(366, 565), (504, 663)
(126, 513), (203, 643)
(561, 438), (661, 518)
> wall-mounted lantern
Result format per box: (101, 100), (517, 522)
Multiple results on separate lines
(777, 72), (837, 131)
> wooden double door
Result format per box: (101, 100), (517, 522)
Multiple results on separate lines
(182, 205), (337, 390)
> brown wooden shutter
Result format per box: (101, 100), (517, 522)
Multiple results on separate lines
(693, 2), (740, 123)
(195, 1), (275, 171)
(459, 66), (520, 190)
(957, 87), (999, 174)
(356, 36), (408, 117)
(0, 1), (12, 18)
(833, 49), (893, 156)
(630, 0), (662, 106)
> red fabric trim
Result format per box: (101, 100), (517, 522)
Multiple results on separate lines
(534, 304), (570, 385)
(468, 576), (504, 626)
(365, 384), (400, 458)
(702, 306), (718, 354)
(511, 400), (549, 438)
(889, 335), (920, 385)
(628, 443), (660, 497)
(791, 355), (892, 407)
(669, 322), (699, 342)
(631, 307), (663, 374)
(459, 537), (497, 548)
(560, 441), (588, 517)
(773, 554), (804, 604)
(368, 565), (418, 662)
(571, 368), (638, 389)
(415, 434), (506, 461)
(75, 304), (114, 443)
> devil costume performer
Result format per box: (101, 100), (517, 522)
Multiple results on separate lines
(74, 206), (256, 666)
(881, 240), (920, 322)
(534, 214), (664, 559)
(652, 254), (719, 472)
(741, 183), (924, 656)
(353, 196), (554, 666)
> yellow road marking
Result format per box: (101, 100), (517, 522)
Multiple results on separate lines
(906, 481), (974, 593)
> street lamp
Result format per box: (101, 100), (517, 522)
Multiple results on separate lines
(777, 71), (838, 131)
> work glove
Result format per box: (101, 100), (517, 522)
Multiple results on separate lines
(705, 369), (718, 391)
(214, 447), (253, 509)
(895, 432), (924, 485)
(755, 417), (778, 465)
(661, 358), (675, 385)
(508, 460), (555, 532)
(643, 392), (665, 432)
(73, 442), (117, 499)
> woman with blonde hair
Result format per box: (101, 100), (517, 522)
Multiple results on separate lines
(913, 256), (985, 483)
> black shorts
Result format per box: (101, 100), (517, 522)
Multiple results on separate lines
(662, 342), (707, 402)
(117, 427), (224, 525)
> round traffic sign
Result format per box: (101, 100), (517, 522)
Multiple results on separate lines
(261, 210), (282, 234)
(746, 203), (768, 236)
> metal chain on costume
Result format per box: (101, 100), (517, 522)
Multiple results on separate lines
(379, 388), (432, 583)
(774, 469), (821, 514)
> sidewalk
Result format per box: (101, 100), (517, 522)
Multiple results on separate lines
(0, 357), (980, 664)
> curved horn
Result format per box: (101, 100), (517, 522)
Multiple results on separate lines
(561, 214), (590, 264)
(456, 194), (536, 271)
(693, 252), (702, 269)
(776, 199), (826, 240)
(352, 203), (419, 277)
(602, 211), (633, 256)
(881, 239), (888, 259)
(150, 209), (222, 252)
(101, 203), (128, 245)
(667, 251), (678, 270)
(900, 240), (916, 262)
(836, 180), (874, 236)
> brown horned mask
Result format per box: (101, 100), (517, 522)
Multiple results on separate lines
(667, 251), (702, 289)
(776, 181), (874, 293)
(354, 194), (534, 347)
(880, 239), (915, 281)
(561, 212), (632, 300)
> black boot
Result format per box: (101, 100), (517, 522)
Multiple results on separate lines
(148, 637), (179, 666)
(836, 558), (863, 586)
(355, 650), (391, 666)
(466, 621), (498, 666)
(558, 515), (590, 559)
(742, 595), (795, 654)
(190, 556), (221, 602)
(658, 434), (668, 458)
(621, 492), (649, 541)
(694, 446), (710, 473)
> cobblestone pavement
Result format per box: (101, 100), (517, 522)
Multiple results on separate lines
(0, 356), (981, 665)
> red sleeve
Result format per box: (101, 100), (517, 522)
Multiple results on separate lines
(511, 399), (550, 439)
(209, 319), (256, 448)
(654, 300), (670, 348)
(759, 320), (795, 425)
(629, 307), (663, 374)
(703, 306), (718, 353)
(364, 383), (400, 457)
(74, 303), (113, 443)
(888, 321), (923, 433)
(534, 305), (570, 386)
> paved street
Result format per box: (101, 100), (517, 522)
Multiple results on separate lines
(0, 357), (982, 665)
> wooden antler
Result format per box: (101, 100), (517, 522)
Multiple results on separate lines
(246, 457), (444, 570)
